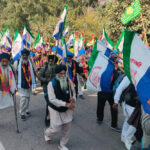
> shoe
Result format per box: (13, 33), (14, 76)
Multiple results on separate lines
(79, 95), (84, 100)
(96, 119), (103, 125)
(124, 139), (132, 150)
(58, 145), (69, 150)
(46, 140), (53, 144)
(26, 112), (31, 117)
(110, 126), (121, 133)
(21, 115), (26, 121)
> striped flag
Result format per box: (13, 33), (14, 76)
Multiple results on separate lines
(53, 4), (68, 40)
(12, 30), (22, 61)
(87, 40), (115, 91)
(123, 29), (150, 114)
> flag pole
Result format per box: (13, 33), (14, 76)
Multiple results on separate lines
(12, 93), (20, 133)
(140, 13), (149, 47)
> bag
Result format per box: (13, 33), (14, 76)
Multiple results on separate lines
(113, 73), (125, 95)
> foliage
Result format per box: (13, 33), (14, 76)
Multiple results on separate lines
(0, 0), (149, 44)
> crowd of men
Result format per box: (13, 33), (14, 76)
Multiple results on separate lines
(0, 42), (150, 150)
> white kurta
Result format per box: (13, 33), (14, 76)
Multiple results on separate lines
(47, 79), (76, 127)
(0, 66), (16, 110)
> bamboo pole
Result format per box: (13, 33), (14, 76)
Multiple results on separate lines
(140, 13), (149, 47)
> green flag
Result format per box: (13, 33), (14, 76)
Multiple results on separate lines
(121, 0), (141, 24)
(87, 38), (99, 73)
(33, 33), (40, 48)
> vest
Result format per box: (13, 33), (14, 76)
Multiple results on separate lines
(48, 77), (71, 112)
(21, 63), (31, 89)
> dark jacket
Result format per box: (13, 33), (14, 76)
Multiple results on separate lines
(38, 63), (55, 93)
(48, 77), (71, 112)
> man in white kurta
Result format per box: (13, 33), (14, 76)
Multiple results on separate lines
(14, 49), (36, 121)
(44, 64), (76, 150)
(113, 76), (136, 150)
(0, 53), (16, 110)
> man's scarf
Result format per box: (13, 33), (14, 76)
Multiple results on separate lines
(0, 64), (16, 94)
(18, 58), (36, 89)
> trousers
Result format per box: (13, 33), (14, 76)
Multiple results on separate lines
(19, 96), (30, 115)
(121, 102), (136, 142)
(97, 91), (118, 127)
(45, 122), (71, 147)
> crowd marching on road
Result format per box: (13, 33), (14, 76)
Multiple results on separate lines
(0, 1), (150, 150)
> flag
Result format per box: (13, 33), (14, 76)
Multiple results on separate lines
(121, 0), (141, 24)
(87, 38), (99, 71)
(22, 26), (34, 49)
(12, 30), (22, 61)
(53, 4), (68, 40)
(52, 46), (63, 57)
(61, 36), (67, 59)
(63, 27), (69, 37)
(66, 32), (74, 47)
(123, 29), (150, 114)
(0, 28), (12, 52)
(101, 26), (114, 49)
(87, 34), (95, 47)
(33, 33), (40, 48)
(35, 37), (43, 50)
(86, 41), (115, 92)
(115, 30), (125, 52)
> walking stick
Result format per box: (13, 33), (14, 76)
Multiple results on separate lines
(12, 93), (20, 133)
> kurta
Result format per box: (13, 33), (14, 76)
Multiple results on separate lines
(47, 79), (76, 127)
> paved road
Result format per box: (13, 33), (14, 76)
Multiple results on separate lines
(0, 87), (126, 150)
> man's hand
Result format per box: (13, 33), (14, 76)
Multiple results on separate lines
(112, 103), (118, 110)
(69, 98), (75, 103)
(66, 103), (75, 110)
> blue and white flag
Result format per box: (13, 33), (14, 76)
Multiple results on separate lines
(0, 28), (12, 52)
(63, 27), (69, 37)
(123, 30), (150, 114)
(86, 41), (115, 92)
(21, 26), (34, 49)
(53, 4), (68, 40)
(67, 33), (74, 48)
(13, 26), (33, 61)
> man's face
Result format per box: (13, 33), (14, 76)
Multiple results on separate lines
(49, 59), (53, 65)
(1, 58), (9, 67)
(67, 57), (72, 63)
(22, 53), (28, 60)
(57, 70), (66, 78)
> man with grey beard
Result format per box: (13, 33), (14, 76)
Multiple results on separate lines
(44, 64), (76, 150)
(0, 52), (16, 110)
(14, 48), (36, 121)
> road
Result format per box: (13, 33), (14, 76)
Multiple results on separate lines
(0, 87), (126, 150)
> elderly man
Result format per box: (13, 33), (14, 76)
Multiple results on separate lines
(15, 48), (36, 121)
(0, 52), (16, 110)
(44, 64), (76, 150)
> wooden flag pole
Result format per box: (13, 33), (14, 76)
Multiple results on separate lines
(140, 13), (149, 47)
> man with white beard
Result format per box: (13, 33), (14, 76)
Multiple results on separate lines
(44, 64), (76, 150)
(0, 52), (16, 110)
(14, 48), (36, 121)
